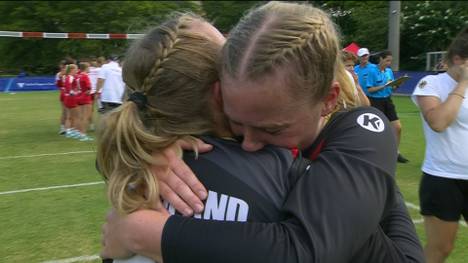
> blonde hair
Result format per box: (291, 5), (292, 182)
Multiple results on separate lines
(96, 13), (221, 214)
(341, 50), (358, 64)
(78, 62), (89, 72)
(65, 64), (77, 75)
(222, 1), (341, 102)
(336, 50), (366, 109)
(335, 61), (361, 109)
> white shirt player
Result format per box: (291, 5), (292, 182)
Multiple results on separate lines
(98, 61), (125, 104)
(412, 72), (468, 180)
(88, 66), (100, 94)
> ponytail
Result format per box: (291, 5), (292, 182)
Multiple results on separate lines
(96, 101), (180, 214)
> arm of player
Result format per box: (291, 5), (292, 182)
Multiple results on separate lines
(101, 155), (398, 263)
(379, 188), (425, 263)
(416, 62), (468, 132)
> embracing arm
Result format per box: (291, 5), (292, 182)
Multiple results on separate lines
(113, 153), (399, 263)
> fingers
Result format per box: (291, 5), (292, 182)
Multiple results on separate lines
(178, 138), (213, 153)
(165, 148), (207, 201)
(195, 139), (213, 153)
(158, 177), (204, 216)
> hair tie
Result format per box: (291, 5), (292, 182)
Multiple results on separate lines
(128, 92), (147, 110)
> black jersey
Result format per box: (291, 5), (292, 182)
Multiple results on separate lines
(168, 136), (294, 222)
(161, 107), (424, 263)
(103, 136), (294, 263)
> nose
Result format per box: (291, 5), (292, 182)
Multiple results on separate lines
(241, 129), (265, 152)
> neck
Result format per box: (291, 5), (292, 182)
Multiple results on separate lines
(211, 109), (234, 139)
(446, 67), (460, 82)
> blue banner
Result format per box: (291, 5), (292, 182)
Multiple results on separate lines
(393, 71), (439, 96)
(0, 76), (58, 92)
(0, 71), (440, 94)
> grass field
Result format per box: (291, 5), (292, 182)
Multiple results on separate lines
(1, 91), (467, 262)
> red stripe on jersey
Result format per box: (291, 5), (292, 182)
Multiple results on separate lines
(308, 139), (325, 160)
(68, 32), (87, 39)
(291, 148), (299, 158)
(23, 32), (43, 38)
(109, 34), (127, 39)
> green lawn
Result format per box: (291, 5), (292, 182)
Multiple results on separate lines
(0, 91), (467, 262)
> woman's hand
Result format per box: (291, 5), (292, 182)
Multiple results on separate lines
(153, 138), (212, 216)
(100, 209), (135, 260)
(101, 208), (170, 262)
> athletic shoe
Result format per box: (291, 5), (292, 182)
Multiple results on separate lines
(59, 129), (66, 135)
(65, 129), (80, 139)
(79, 135), (94, 142)
(397, 154), (409, 163)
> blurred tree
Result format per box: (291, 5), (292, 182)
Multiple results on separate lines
(0, 1), (202, 75)
(201, 1), (261, 33)
(1, 1), (466, 74)
(400, 1), (468, 70)
(317, 1), (389, 53)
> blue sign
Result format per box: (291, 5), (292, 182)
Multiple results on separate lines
(393, 71), (438, 95)
(0, 76), (58, 92)
(0, 71), (440, 95)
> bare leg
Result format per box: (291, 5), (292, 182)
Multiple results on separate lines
(423, 216), (459, 263)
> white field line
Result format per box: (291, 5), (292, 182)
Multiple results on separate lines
(0, 181), (104, 195)
(405, 201), (467, 227)
(41, 255), (100, 263)
(0, 150), (95, 160)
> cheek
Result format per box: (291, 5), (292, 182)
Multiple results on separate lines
(263, 130), (303, 149)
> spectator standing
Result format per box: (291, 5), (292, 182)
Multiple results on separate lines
(97, 55), (125, 114)
(342, 50), (370, 106)
(354, 48), (376, 95)
(412, 27), (468, 263)
(366, 50), (409, 163)
(88, 57), (105, 129)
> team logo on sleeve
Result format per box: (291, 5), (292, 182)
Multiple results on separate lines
(418, 80), (427, 89)
(357, 113), (385, 132)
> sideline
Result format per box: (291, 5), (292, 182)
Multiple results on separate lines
(0, 181), (104, 195)
(41, 255), (100, 263)
(0, 150), (95, 160)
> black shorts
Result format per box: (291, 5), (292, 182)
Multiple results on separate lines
(368, 97), (399, 122)
(419, 172), (468, 222)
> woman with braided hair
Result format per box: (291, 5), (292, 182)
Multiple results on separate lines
(99, 12), (296, 262)
(101, 2), (423, 263)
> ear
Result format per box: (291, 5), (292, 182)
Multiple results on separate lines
(452, 55), (463, 65)
(211, 81), (223, 111)
(321, 81), (340, 116)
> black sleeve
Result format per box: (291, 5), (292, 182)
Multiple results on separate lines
(378, 188), (425, 262)
(349, 189), (424, 263)
(162, 153), (398, 263)
(161, 107), (423, 263)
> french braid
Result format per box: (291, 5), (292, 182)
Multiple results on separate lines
(223, 1), (341, 102)
(97, 13), (221, 214)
